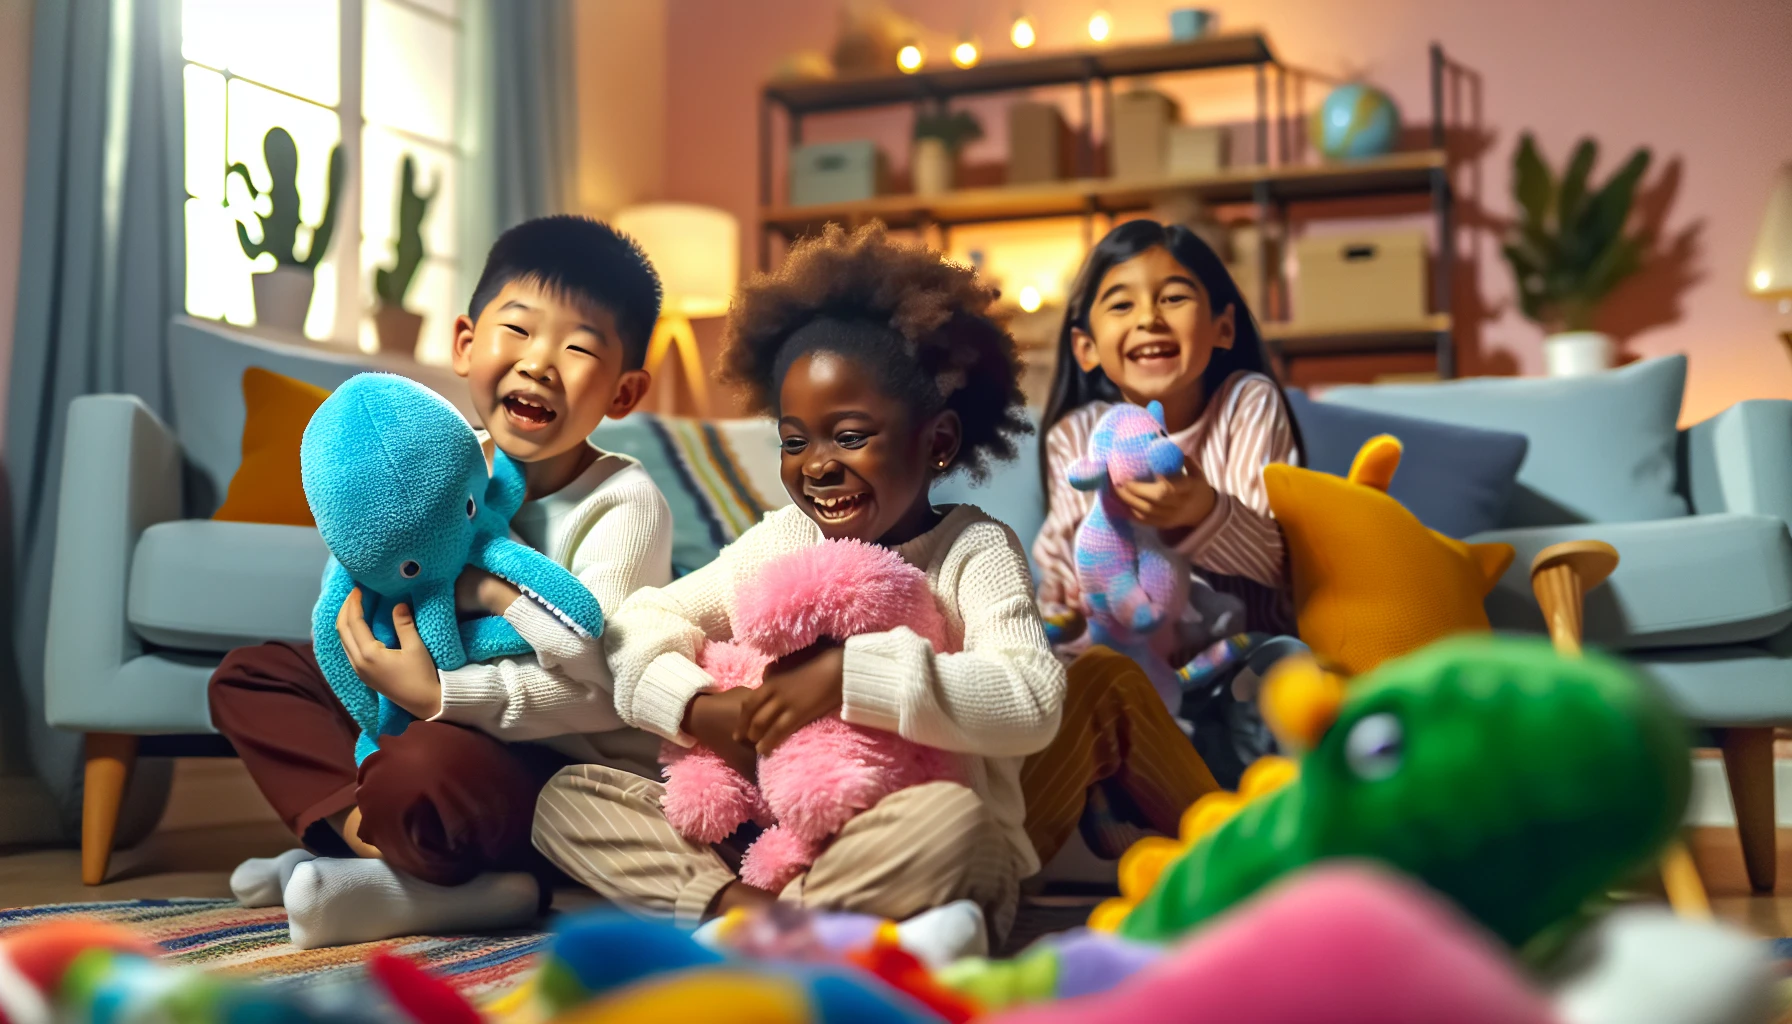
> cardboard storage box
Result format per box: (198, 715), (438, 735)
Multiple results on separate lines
(1008, 102), (1072, 184)
(1167, 125), (1229, 176)
(1111, 90), (1179, 180)
(1292, 232), (1427, 327)
(1224, 224), (1269, 314)
(789, 140), (888, 207)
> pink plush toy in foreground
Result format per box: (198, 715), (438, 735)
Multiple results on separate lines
(660, 539), (963, 891)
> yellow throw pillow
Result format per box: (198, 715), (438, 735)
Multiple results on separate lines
(1264, 434), (1514, 677)
(212, 367), (331, 527)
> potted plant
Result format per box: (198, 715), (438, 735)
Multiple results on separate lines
(372, 155), (438, 358)
(1501, 133), (1652, 376)
(228, 127), (344, 336)
(912, 109), (983, 196)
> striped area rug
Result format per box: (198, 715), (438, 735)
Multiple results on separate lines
(0, 899), (545, 999)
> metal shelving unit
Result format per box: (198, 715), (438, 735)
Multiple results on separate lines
(757, 35), (1458, 377)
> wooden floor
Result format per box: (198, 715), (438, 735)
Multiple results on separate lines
(0, 821), (1786, 936)
(3, 759), (1791, 939)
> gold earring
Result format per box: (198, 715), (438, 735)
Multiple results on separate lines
(936, 458), (948, 469)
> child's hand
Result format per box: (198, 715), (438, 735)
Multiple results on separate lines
(683, 689), (759, 780)
(336, 588), (443, 719)
(455, 567), (521, 619)
(741, 640), (845, 756)
(1116, 456), (1217, 530)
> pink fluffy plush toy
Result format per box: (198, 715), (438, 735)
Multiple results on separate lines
(659, 539), (963, 891)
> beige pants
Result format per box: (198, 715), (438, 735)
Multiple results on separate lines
(533, 763), (1020, 937)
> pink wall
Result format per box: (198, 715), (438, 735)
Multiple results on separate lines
(664, 0), (1792, 424)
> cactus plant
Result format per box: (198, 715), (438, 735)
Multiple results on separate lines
(227, 126), (345, 271)
(374, 155), (438, 309)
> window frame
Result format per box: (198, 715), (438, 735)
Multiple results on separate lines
(179, 0), (465, 354)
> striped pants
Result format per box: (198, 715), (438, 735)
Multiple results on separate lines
(1019, 647), (1223, 865)
(533, 769), (1019, 937)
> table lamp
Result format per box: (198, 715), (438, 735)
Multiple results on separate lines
(1747, 163), (1792, 353)
(613, 202), (740, 413)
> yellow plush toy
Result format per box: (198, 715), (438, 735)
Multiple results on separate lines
(1263, 434), (1515, 677)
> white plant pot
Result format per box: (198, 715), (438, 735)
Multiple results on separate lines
(912, 137), (954, 196)
(251, 266), (316, 336)
(1544, 331), (1613, 377)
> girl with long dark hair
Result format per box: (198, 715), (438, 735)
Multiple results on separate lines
(1018, 219), (1304, 865)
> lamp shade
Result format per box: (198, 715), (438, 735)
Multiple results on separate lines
(1748, 163), (1792, 298)
(613, 203), (740, 319)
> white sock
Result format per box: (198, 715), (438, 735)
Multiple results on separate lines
(230, 849), (317, 908)
(282, 859), (540, 950)
(897, 900), (988, 968)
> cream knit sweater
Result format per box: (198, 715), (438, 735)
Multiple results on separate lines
(607, 503), (1066, 875)
(431, 447), (672, 773)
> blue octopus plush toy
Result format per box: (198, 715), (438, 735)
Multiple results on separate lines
(301, 373), (605, 762)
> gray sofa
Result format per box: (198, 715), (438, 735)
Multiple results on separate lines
(1324, 355), (1792, 892)
(45, 318), (473, 883)
(48, 324), (1792, 894)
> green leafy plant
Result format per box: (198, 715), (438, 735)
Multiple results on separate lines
(374, 155), (438, 309)
(1502, 133), (1652, 333)
(914, 109), (984, 152)
(227, 126), (345, 271)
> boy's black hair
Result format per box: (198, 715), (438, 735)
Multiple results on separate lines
(719, 222), (1030, 482)
(468, 215), (663, 370)
(1038, 218), (1305, 490)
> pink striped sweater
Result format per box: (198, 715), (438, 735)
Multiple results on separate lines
(1033, 371), (1298, 632)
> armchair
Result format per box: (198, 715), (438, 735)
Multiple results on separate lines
(44, 317), (469, 883)
(1321, 358), (1792, 892)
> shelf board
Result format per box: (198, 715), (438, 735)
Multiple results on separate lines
(1262, 314), (1452, 357)
(762, 151), (1446, 235)
(764, 35), (1277, 115)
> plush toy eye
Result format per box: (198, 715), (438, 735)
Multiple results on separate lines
(400, 560), (421, 579)
(1343, 713), (1403, 781)
(466, 496), (477, 519)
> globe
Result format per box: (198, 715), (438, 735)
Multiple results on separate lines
(1309, 83), (1401, 162)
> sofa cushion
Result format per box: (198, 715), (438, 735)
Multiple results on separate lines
(212, 367), (330, 527)
(592, 414), (788, 575)
(1286, 391), (1528, 539)
(1476, 514), (1792, 650)
(1633, 640), (1792, 725)
(1321, 356), (1689, 527)
(128, 520), (327, 651)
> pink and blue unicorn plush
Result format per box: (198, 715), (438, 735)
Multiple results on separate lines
(300, 373), (605, 762)
(1069, 401), (1192, 709)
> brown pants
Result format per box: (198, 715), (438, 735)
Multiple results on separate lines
(208, 641), (569, 887)
(1020, 646), (1223, 865)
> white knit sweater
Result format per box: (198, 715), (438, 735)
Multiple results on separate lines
(607, 503), (1066, 875)
(430, 447), (672, 773)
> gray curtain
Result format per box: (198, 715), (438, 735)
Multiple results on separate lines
(459, 0), (577, 302)
(3, 0), (183, 834)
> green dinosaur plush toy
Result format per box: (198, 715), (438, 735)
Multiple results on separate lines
(1099, 635), (1690, 949)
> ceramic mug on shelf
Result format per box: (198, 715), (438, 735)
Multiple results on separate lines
(1170, 8), (1215, 40)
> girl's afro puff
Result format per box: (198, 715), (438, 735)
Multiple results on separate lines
(719, 222), (1031, 481)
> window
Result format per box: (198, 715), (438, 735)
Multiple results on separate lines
(182, 0), (463, 364)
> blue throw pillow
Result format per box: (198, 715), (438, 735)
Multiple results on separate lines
(1319, 356), (1688, 525)
(1286, 391), (1529, 539)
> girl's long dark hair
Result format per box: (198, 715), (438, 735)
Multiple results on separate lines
(1037, 219), (1305, 491)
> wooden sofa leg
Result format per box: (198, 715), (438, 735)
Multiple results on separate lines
(1722, 726), (1777, 893)
(81, 733), (136, 886)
